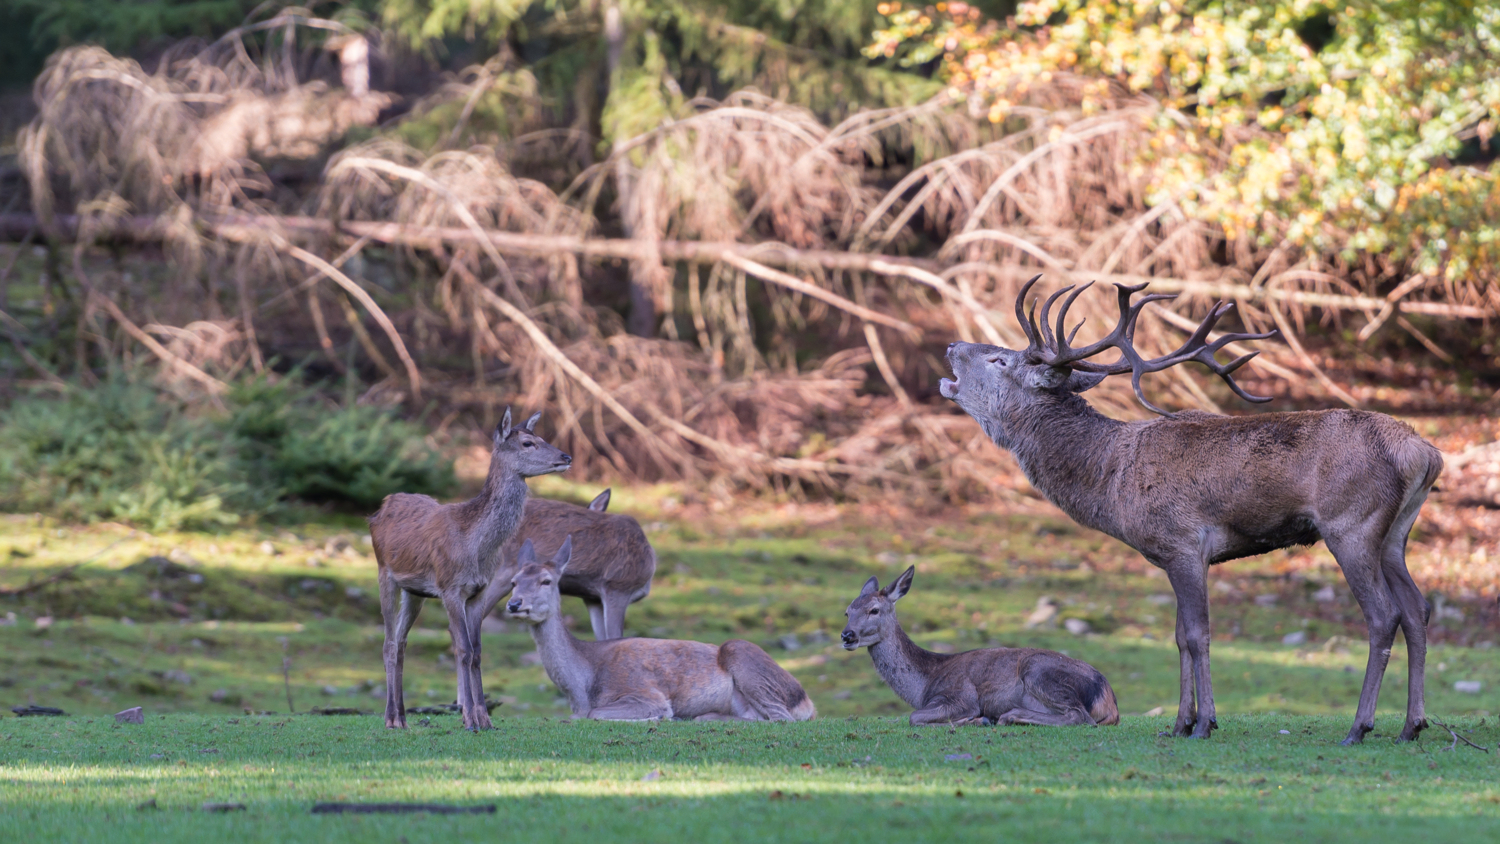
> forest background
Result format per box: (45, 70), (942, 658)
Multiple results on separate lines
(0, 0), (1497, 719)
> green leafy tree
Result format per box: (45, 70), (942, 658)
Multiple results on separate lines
(870, 1), (1500, 302)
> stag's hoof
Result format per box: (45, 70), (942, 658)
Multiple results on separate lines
(385, 719), (407, 729)
(1340, 722), (1373, 746)
(1396, 719), (1427, 742)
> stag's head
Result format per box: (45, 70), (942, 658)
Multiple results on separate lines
(492, 407), (573, 477)
(505, 536), (573, 623)
(940, 275), (1276, 417)
(841, 566), (914, 650)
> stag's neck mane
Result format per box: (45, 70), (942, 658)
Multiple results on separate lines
(455, 453), (529, 564)
(999, 390), (1127, 537)
(527, 610), (594, 712)
(868, 620), (949, 708)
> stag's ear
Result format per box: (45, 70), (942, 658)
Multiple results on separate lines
(1064, 370), (1108, 393)
(497, 407), (513, 442)
(553, 535), (573, 574)
(517, 538), (537, 566)
(858, 575), (880, 598)
(523, 411), (542, 433)
(589, 489), (611, 512)
(1025, 366), (1071, 391)
(883, 566), (915, 602)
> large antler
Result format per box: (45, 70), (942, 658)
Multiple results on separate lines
(1014, 274), (1279, 415)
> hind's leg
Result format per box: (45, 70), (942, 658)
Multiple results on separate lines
(601, 591), (632, 640)
(992, 706), (1094, 726)
(380, 572), (423, 729)
(585, 602), (607, 640)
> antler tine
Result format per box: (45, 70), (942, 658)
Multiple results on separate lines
(1036, 285), (1075, 348)
(1052, 282), (1094, 354)
(1136, 301), (1281, 409)
(1015, 274), (1044, 349)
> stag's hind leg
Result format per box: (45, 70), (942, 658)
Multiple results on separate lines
(1324, 529), (1401, 745)
(992, 706), (1094, 726)
(1383, 487), (1435, 742)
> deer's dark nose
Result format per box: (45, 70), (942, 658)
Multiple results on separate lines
(506, 599), (522, 613)
(840, 629), (857, 645)
(560, 453), (572, 464)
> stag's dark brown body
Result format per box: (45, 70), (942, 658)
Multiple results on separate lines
(498, 493), (655, 640)
(942, 277), (1442, 744)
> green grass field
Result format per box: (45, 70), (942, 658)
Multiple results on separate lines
(2, 715), (1497, 842)
(3, 478), (1498, 839)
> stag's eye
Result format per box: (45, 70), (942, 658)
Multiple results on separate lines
(523, 441), (535, 448)
(869, 608), (879, 615)
(985, 355), (1006, 367)
(541, 579), (551, 586)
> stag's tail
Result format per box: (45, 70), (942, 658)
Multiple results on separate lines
(718, 639), (816, 721)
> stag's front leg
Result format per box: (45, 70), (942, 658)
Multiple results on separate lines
(1167, 562), (1216, 739)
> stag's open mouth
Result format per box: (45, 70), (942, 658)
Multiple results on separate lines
(939, 377), (960, 399)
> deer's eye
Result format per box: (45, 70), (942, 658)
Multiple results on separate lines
(869, 608), (879, 615)
(523, 441), (535, 448)
(540, 579), (551, 586)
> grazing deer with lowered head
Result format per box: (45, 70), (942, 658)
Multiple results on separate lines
(369, 408), (571, 730)
(941, 276), (1442, 743)
(497, 488), (656, 640)
(506, 537), (815, 722)
(842, 567), (1119, 727)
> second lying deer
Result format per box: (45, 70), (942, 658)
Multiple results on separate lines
(842, 567), (1119, 727)
(507, 537), (816, 722)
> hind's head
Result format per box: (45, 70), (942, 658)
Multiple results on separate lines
(505, 537), (573, 624)
(840, 566), (915, 650)
(491, 407), (572, 478)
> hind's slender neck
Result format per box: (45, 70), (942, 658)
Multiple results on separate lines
(461, 452), (529, 565)
(527, 609), (593, 713)
(867, 619), (944, 708)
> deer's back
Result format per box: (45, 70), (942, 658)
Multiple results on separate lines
(369, 494), (474, 593)
(933, 646), (1111, 712)
(585, 637), (734, 716)
(506, 499), (655, 599)
(1114, 408), (1438, 562)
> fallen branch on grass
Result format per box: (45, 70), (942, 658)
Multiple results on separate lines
(311, 803), (497, 815)
(1430, 716), (1489, 753)
(0, 564), (82, 596)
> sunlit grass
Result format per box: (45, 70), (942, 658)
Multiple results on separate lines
(1, 716), (1497, 842)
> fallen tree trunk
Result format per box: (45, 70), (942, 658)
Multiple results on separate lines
(2, 212), (1490, 320)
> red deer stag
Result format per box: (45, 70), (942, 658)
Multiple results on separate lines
(842, 567), (1119, 727)
(369, 409), (571, 730)
(940, 276), (1442, 744)
(498, 488), (656, 640)
(507, 538), (815, 722)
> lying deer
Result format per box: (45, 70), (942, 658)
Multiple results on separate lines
(498, 487), (656, 640)
(369, 409), (571, 730)
(506, 537), (816, 722)
(842, 567), (1119, 727)
(941, 276), (1442, 743)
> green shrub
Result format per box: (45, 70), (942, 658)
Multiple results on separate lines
(0, 376), (455, 528)
(0, 382), (247, 531)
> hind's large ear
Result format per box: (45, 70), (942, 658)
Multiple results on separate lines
(1065, 370), (1107, 393)
(517, 538), (537, 566)
(589, 489), (611, 512)
(883, 566), (915, 602)
(523, 411), (542, 433)
(858, 575), (880, 598)
(553, 535), (573, 575)
(497, 407), (513, 443)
